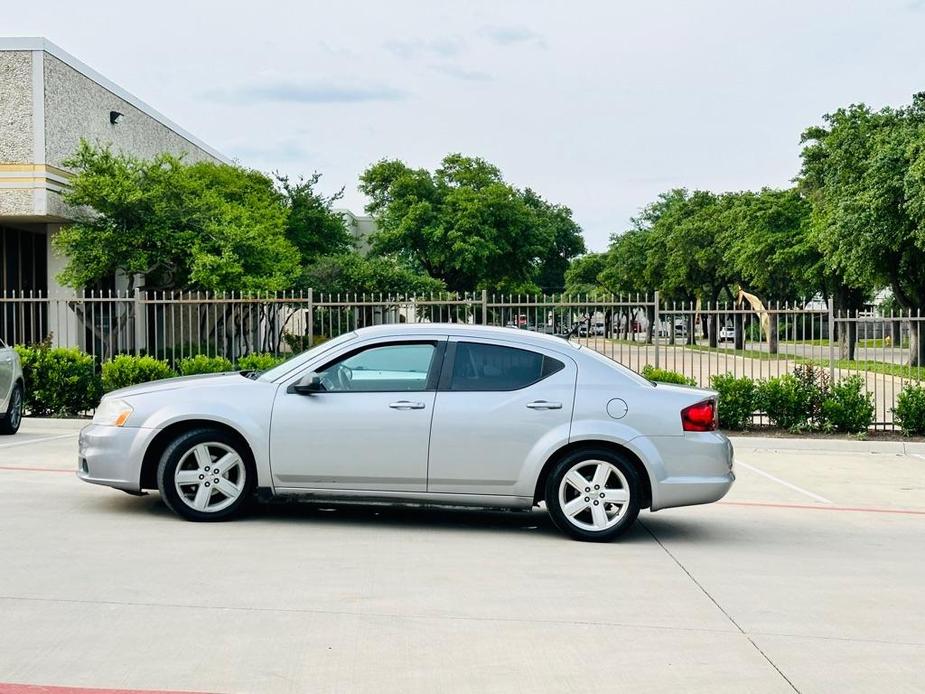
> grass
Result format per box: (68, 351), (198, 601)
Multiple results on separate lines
(684, 344), (925, 380)
(684, 344), (789, 361)
(799, 358), (925, 381)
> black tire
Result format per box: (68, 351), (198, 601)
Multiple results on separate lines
(0, 384), (23, 435)
(545, 448), (641, 542)
(157, 428), (255, 522)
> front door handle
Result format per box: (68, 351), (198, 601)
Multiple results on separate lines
(526, 400), (563, 410)
(389, 401), (426, 410)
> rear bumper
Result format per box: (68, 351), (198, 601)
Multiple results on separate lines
(77, 423), (154, 492)
(642, 432), (735, 511)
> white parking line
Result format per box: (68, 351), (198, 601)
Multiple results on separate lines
(735, 460), (833, 504)
(0, 433), (76, 449)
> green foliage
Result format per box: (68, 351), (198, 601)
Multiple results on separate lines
(14, 341), (102, 416)
(721, 188), (820, 302)
(102, 355), (175, 392)
(564, 253), (609, 294)
(641, 365), (696, 386)
(236, 353), (286, 372)
(301, 253), (445, 296)
(53, 141), (303, 293)
(821, 375), (874, 433)
(893, 383), (925, 435)
(276, 172), (353, 262)
(756, 373), (823, 431)
(521, 188), (586, 292)
(709, 373), (757, 430)
(177, 354), (234, 376)
(359, 154), (582, 292)
(798, 96), (921, 355)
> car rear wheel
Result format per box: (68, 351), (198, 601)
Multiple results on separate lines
(545, 449), (640, 542)
(0, 384), (23, 435)
(157, 428), (254, 521)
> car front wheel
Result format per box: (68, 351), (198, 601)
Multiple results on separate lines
(545, 449), (641, 542)
(157, 428), (255, 521)
(0, 384), (23, 435)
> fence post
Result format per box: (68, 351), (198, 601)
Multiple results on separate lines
(133, 288), (146, 356)
(307, 287), (314, 348)
(481, 289), (488, 325)
(653, 290), (660, 369)
(827, 298), (835, 383)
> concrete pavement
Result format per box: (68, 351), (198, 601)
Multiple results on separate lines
(0, 419), (923, 693)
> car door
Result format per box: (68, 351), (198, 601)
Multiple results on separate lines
(269, 337), (446, 492)
(427, 338), (577, 496)
(0, 339), (13, 410)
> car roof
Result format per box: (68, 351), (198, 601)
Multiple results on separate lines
(353, 323), (577, 351)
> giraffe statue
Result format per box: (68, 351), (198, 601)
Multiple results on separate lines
(736, 287), (775, 351)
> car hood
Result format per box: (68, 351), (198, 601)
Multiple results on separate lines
(106, 372), (249, 399)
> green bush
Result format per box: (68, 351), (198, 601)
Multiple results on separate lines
(236, 353), (286, 372)
(102, 354), (176, 392)
(641, 365), (696, 386)
(893, 383), (925, 436)
(178, 354), (234, 376)
(821, 375), (874, 433)
(709, 373), (757, 430)
(14, 341), (102, 416)
(756, 373), (821, 431)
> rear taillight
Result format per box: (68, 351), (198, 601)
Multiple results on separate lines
(681, 399), (717, 432)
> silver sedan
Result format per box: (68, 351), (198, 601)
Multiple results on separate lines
(78, 325), (734, 541)
(0, 337), (24, 435)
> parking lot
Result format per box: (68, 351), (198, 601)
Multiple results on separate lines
(1, 419), (923, 694)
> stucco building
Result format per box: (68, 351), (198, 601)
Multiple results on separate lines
(0, 37), (226, 305)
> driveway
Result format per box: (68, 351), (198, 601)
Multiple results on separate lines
(1, 419), (923, 693)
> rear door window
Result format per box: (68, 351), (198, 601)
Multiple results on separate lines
(448, 342), (564, 391)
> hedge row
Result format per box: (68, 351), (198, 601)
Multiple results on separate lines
(14, 344), (286, 416)
(642, 364), (914, 435)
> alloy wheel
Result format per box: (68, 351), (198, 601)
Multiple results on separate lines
(174, 442), (246, 513)
(9, 388), (22, 430)
(557, 459), (631, 531)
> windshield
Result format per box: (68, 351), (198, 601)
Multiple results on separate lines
(257, 332), (358, 382)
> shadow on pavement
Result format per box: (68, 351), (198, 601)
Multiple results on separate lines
(98, 490), (726, 543)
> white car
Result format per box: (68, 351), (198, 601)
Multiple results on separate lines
(78, 325), (734, 542)
(0, 337), (24, 435)
(719, 326), (735, 342)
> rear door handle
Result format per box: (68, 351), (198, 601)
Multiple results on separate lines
(389, 401), (426, 410)
(526, 400), (563, 410)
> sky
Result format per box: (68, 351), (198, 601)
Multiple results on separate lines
(6, 0), (925, 250)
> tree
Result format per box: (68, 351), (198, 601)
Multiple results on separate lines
(522, 188), (585, 292)
(300, 254), (445, 296)
(798, 96), (923, 362)
(564, 253), (610, 294)
(54, 141), (301, 293)
(359, 154), (572, 292)
(602, 190), (737, 345)
(276, 172), (353, 263)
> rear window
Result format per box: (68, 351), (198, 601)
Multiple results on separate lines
(450, 342), (564, 391)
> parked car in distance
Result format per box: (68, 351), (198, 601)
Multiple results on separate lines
(78, 325), (735, 542)
(0, 337), (24, 435)
(719, 325), (735, 342)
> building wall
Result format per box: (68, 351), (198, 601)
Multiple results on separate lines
(43, 53), (219, 169)
(0, 51), (33, 164)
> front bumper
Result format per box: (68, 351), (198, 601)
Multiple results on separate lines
(645, 432), (735, 511)
(77, 423), (156, 492)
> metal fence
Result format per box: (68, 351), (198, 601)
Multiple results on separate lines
(3, 290), (924, 430)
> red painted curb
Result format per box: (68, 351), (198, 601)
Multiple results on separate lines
(0, 684), (213, 694)
(719, 500), (925, 515)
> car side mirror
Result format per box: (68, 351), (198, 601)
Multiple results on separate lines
(289, 372), (326, 395)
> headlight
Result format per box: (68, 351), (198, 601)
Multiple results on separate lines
(93, 398), (134, 427)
